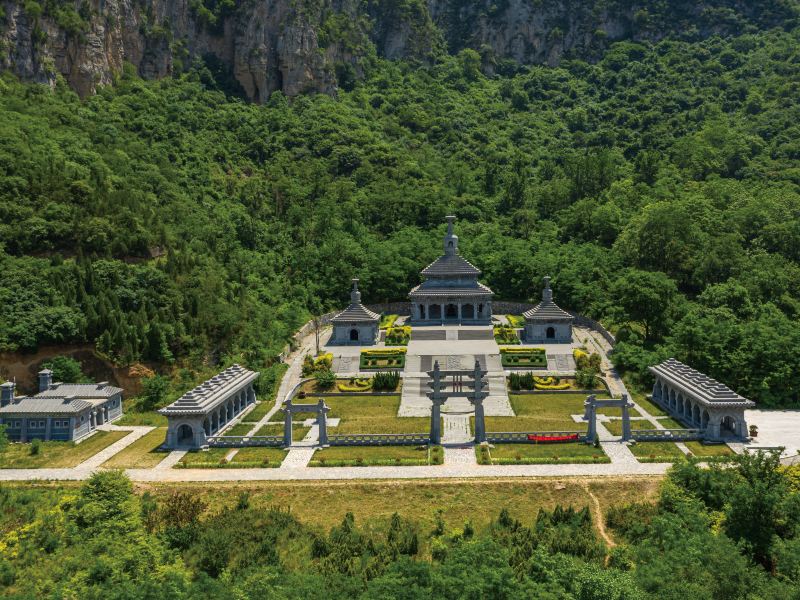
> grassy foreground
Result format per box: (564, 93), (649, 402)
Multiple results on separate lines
(1, 431), (129, 468)
(128, 476), (662, 534)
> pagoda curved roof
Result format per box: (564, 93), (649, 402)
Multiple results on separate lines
(421, 254), (482, 277)
(523, 299), (574, 321)
(331, 303), (380, 323)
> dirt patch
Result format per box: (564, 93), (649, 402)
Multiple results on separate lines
(0, 344), (151, 396)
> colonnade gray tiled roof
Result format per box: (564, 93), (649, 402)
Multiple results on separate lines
(649, 358), (755, 408)
(159, 364), (259, 416)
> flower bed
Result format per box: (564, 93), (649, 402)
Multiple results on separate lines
(493, 326), (520, 344)
(506, 314), (525, 328)
(337, 377), (372, 392)
(500, 347), (547, 368)
(385, 325), (411, 345)
(360, 348), (407, 370)
(379, 314), (399, 330)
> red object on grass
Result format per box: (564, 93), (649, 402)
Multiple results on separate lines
(527, 434), (579, 443)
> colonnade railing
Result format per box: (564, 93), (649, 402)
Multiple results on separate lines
(486, 431), (588, 444)
(207, 435), (283, 447)
(631, 429), (705, 442)
(328, 433), (430, 446)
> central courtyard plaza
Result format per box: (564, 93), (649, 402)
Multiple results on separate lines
(327, 324), (580, 420)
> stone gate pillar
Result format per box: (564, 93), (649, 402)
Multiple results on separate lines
(585, 395), (597, 442)
(283, 398), (293, 447)
(621, 394), (632, 442)
(472, 360), (487, 444)
(429, 361), (444, 445)
(317, 399), (330, 446)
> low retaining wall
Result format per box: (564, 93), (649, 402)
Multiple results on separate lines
(207, 435), (284, 447)
(328, 433), (429, 446)
(487, 431), (588, 444)
(631, 429), (705, 442)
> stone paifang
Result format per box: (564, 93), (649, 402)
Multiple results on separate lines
(160, 364), (259, 449)
(523, 276), (574, 343)
(409, 216), (494, 323)
(0, 370), (124, 442)
(649, 358), (755, 440)
(329, 279), (380, 345)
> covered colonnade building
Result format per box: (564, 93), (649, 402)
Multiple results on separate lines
(649, 358), (755, 440)
(160, 364), (259, 449)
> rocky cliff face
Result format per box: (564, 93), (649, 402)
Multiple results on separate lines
(0, 0), (795, 101)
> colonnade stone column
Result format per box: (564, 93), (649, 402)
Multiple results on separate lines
(471, 360), (487, 444)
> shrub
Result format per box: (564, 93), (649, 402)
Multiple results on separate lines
(301, 355), (315, 376)
(314, 368), (336, 390)
(30, 438), (42, 456)
(373, 371), (400, 391)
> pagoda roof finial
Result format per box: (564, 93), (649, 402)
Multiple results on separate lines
(542, 275), (553, 302)
(444, 215), (458, 256)
(350, 278), (361, 304)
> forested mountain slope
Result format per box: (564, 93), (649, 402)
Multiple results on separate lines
(0, 0), (797, 101)
(1, 23), (799, 405)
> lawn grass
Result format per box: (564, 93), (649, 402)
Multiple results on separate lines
(221, 422), (257, 436)
(481, 442), (610, 465)
(176, 446), (288, 468)
(629, 441), (686, 462)
(115, 410), (168, 427)
(137, 477), (663, 539)
(655, 416), (685, 429)
(0, 430), (129, 468)
(254, 423), (311, 440)
(247, 401), (276, 422)
(685, 441), (735, 458)
(483, 393), (588, 433)
(309, 445), (435, 467)
(102, 427), (169, 469)
(623, 376), (668, 417)
(177, 448), (230, 467)
(594, 404), (642, 418)
(603, 419), (654, 436)
(323, 395), (429, 434)
(228, 447), (287, 468)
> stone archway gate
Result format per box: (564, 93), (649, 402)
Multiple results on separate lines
(427, 359), (489, 443)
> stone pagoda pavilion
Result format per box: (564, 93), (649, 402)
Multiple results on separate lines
(409, 216), (493, 324)
(329, 278), (380, 344)
(523, 276), (574, 343)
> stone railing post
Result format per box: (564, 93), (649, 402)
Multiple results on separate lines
(585, 395), (597, 442)
(283, 398), (293, 447)
(621, 394), (632, 441)
(317, 399), (329, 446)
(429, 361), (443, 445)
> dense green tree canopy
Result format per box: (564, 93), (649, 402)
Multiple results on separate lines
(0, 23), (799, 405)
